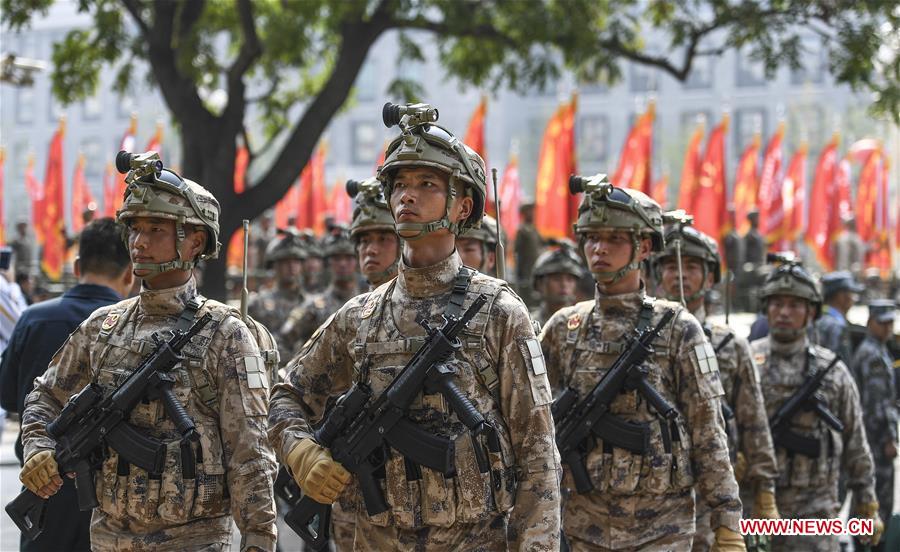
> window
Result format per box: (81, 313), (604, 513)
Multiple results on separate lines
(16, 88), (35, 124)
(734, 107), (767, 155)
(81, 137), (104, 179)
(577, 114), (609, 164)
(684, 55), (714, 90)
(680, 110), (711, 138)
(355, 60), (377, 102)
(629, 62), (658, 93)
(352, 121), (378, 165)
(578, 77), (608, 95)
(791, 38), (826, 85)
(736, 49), (767, 87)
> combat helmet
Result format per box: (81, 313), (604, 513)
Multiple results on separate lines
(322, 229), (356, 258)
(265, 228), (307, 268)
(532, 238), (588, 289)
(570, 172), (664, 283)
(347, 177), (396, 239)
(651, 210), (721, 302)
(115, 150), (221, 277)
(759, 252), (822, 318)
(376, 102), (487, 239)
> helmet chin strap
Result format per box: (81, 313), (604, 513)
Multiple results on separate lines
(394, 172), (463, 241)
(131, 219), (196, 279)
(590, 231), (642, 285)
(365, 259), (399, 286)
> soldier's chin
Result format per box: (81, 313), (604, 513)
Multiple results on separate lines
(770, 326), (804, 343)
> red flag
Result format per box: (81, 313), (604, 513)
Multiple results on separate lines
(71, 153), (97, 234)
(464, 97), (490, 211)
(41, 120), (66, 280)
(26, 156), (44, 244)
(102, 162), (116, 217)
(535, 95), (579, 239)
(329, 178), (352, 225)
(498, 154), (521, 243)
(234, 145), (249, 194)
(375, 140), (388, 172)
(677, 123), (705, 212)
(650, 174), (668, 208)
(806, 135), (842, 269)
(692, 115), (729, 245)
(0, 148), (5, 245)
(782, 145), (808, 243)
(612, 102), (654, 194)
(757, 123), (785, 242)
(855, 145), (891, 274)
(111, 115), (138, 215)
(275, 183), (301, 229)
(226, 142), (252, 269)
(296, 145), (328, 234)
(145, 122), (163, 153)
(732, 134), (760, 235)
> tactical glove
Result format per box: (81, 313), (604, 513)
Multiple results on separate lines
(286, 439), (351, 504)
(855, 502), (884, 545)
(712, 526), (747, 551)
(733, 451), (747, 482)
(754, 490), (780, 519)
(20, 450), (61, 497)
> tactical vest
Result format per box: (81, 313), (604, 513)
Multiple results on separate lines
(341, 268), (517, 529)
(704, 324), (740, 463)
(89, 295), (278, 525)
(560, 299), (696, 495)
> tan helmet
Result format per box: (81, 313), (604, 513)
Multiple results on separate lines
(376, 102), (487, 240)
(265, 229), (308, 267)
(532, 239), (588, 288)
(347, 177), (396, 239)
(322, 230), (356, 258)
(570, 173), (664, 283)
(115, 150), (221, 277)
(651, 212), (721, 302)
(759, 258), (822, 318)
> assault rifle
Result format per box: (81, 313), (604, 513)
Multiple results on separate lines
(553, 309), (678, 494)
(769, 355), (843, 457)
(6, 313), (211, 539)
(286, 294), (495, 550)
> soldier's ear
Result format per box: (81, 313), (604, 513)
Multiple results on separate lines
(636, 237), (653, 262)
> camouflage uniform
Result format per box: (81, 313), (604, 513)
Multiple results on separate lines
(542, 175), (742, 551)
(529, 241), (587, 329)
(269, 253), (561, 550)
(851, 332), (897, 525)
(279, 284), (359, 357)
(21, 153), (277, 551)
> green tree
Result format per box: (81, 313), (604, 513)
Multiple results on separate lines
(4, 0), (898, 297)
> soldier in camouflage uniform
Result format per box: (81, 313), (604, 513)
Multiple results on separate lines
(300, 233), (327, 294)
(248, 229), (307, 362)
(279, 231), (360, 355)
(348, 177), (400, 289)
(20, 152), (278, 551)
(651, 221), (779, 551)
(268, 102), (561, 550)
(457, 213), (501, 277)
(814, 271), (863, 365)
(750, 262), (882, 551)
(540, 174), (745, 551)
(850, 300), (897, 538)
(529, 239), (586, 328)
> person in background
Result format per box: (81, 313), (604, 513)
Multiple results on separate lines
(815, 271), (864, 365)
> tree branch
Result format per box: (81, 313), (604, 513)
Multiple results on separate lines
(119, 0), (150, 35)
(247, 75), (280, 104)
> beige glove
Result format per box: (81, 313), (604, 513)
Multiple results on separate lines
(733, 451), (747, 482)
(855, 502), (884, 546)
(754, 490), (780, 519)
(712, 526), (746, 552)
(20, 450), (62, 498)
(286, 439), (351, 504)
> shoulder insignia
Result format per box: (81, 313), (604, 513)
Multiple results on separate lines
(101, 313), (119, 332)
(567, 312), (582, 331)
(754, 352), (767, 366)
(360, 294), (379, 319)
(694, 341), (718, 374)
(314, 297), (326, 309)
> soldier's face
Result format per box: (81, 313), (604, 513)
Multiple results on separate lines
(767, 294), (813, 334)
(390, 168), (472, 234)
(541, 273), (578, 301)
(582, 230), (650, 277)
(457, 238), (484, 269)
(274, 258), (303, 285)
(868, 318), (893, 341)
(357, 230), (399, 278)
(659, 256), (710, 298)
(126, 217), (204, 278)
(304, 256), (323, 275)
(328, 253), (358, 282)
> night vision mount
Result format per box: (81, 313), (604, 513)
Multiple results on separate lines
(569, 173), (611, 197)
(382, 102), (440, 141)
(116, 150), (163, 186)
(346, 177), (382, 199)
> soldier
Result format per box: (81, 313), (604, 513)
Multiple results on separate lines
(457, 213), (500, 276)
(651, 222), (779, 551)
(750, 262), (882, 551)
(248, 229), (307, 362)
(300, 234), (326, 294)
(850, 300), (897, 549)
(268, 102), (561, 550)
(831, 216), (865, 277)
(815, 271), (863, 365)
(529, 240), (586, 328)
(348, 177), (400, 289)
(540, 174), (744, 551)
(10, 220), (35, 276)
(19, 152), (278, 551)
(743, 211), (765, 267)
(515, 200), (542, 305)
(280, 231), (360, 353)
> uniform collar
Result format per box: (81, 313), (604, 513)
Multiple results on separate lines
(769, 334), (809, 356)
(825, 305), (847, 325)
(397, 251), (462, 299)
(327, 282), (358, 303)
(139, 276), (198, 316)
(693, 303), (707, 325)
(593, 282), (646, 319)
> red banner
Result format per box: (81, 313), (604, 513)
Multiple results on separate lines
(27, 157), (43, 244)
(498, 155), (521, 244)
(692, 116), (729, 245)
(612, 102), (654, 194)
(677, 124), (705, 212)
(71, 154), (97, 234)
(855, 145), (891, 274)
(329, 178), (352, 225)
(782, 145), (808, 244)
(650, 174), (668, 208)
(145, 122), (163, 154)
(806, 135), (842, 269)
(757, 124), (784, 242)
(535, 96), (578, 239)
(41, 122), (66, 280)
(226, 142), (252, 270)
(732, 135), (760, 235)
(464, 97), (490, 212)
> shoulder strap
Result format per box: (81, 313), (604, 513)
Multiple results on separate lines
(446, 266), (476, 320)
(175, 295), (207, 332)
(636, 297), (655, 333)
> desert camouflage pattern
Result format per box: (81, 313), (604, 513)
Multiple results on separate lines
(529, 305), (554, 330)
(540, 286), (742, 549)
(751, 336), (877, 552)
(247, 286), (304, 362)
(279, 284), (359, 357)
(22, 277), (277, 552)
(851, 334), (897, 524)
(268, 252), (561, 551)
(692, 305), (778, 552)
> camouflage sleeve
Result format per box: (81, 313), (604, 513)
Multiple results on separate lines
(673, 311), (742, 532)
(854, 350), (899, 447)
(278, 301), (318, 356)
(21, 315), (99, 461)
(267, 299), (360, 464)
(494, 290), (561, 551)
(214, 316), (278, 551)
(539, 308), (571, 392)
(836, 361), (878, 510)
(733, 334), (778, 495)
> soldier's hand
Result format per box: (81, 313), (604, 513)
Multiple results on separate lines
(20, 450), (63, 498)
(884, 440), (897, 459)
(753, 490), (780, 519)
(855, 502), (884, 545)
(733, 451), (747, 482)
(286, 439), (351, 504)
(712, 526), (746, 551)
